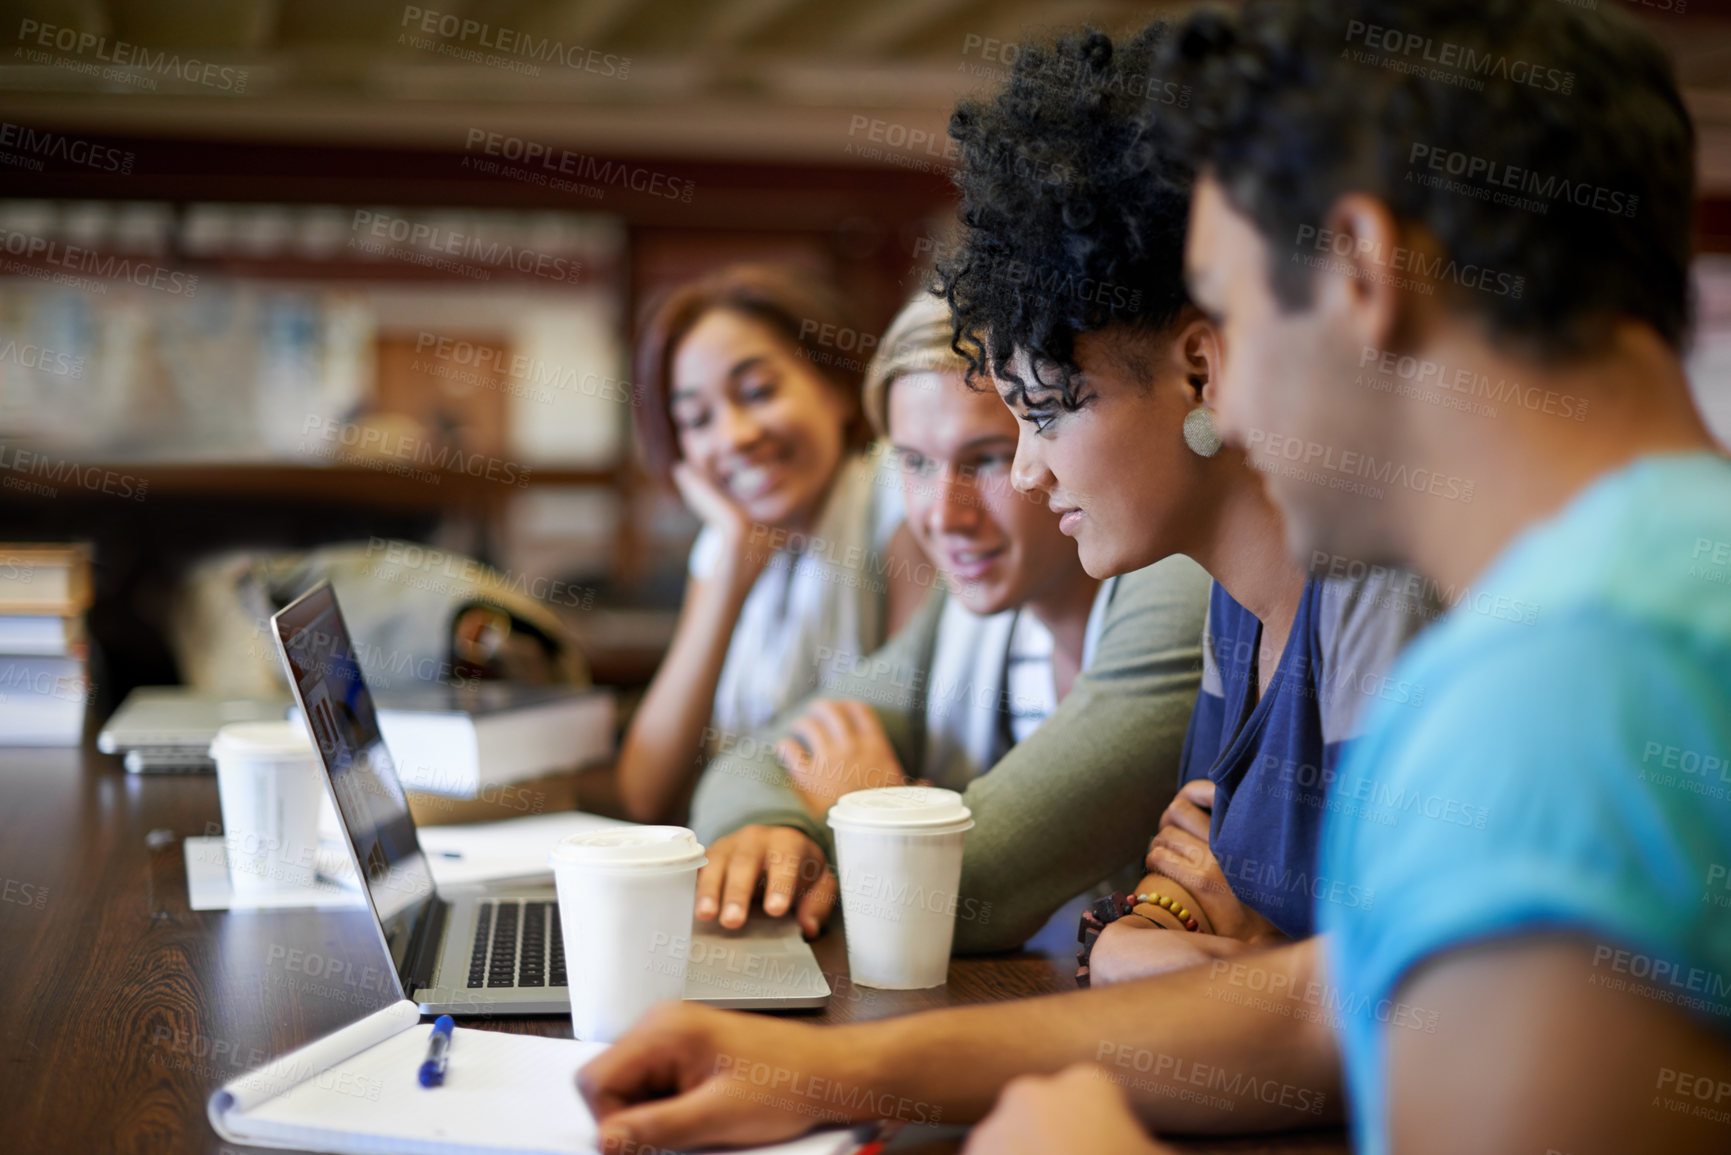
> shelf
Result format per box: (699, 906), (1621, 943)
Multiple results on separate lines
(0, 461), (627, 511)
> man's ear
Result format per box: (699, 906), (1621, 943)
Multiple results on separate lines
(1317, 192), (1408, 357)
(1169, 312), (1225, 407)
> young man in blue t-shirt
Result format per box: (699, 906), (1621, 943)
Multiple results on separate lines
(574, 5), (1731, 1152)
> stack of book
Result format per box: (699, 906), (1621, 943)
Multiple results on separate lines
(0, 544), (93, 746)
(289, 681), (615, 822)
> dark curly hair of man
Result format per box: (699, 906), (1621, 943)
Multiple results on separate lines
(934, 24), (1195, 409)
(1153, 0), (1694, 357)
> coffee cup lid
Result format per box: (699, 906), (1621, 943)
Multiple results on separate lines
(548, 826), (706, 871)
(209, 720), (316, 764)
(827, 786), (973, 831)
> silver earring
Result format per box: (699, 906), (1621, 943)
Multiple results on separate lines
(1183, 406), (1222, 458)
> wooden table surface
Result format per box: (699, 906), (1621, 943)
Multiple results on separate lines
(0, 743), (1346, 1154)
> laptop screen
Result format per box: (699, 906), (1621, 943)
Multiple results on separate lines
(272, 583), (436, 981)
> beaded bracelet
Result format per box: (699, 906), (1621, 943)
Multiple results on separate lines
(1075, 889), (1201, 988)
(1134, 890), (1202, 932)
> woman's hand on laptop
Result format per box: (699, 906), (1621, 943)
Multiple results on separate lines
(579, 1002), (861, 1152)
(694, 824), (836, 938)
(777, 700), (909, 817)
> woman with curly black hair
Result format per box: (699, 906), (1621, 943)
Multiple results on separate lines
(935, 26), (1432, 983)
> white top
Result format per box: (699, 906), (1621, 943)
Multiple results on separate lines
(208, 720), (315, 765)
(920, 577), (1116, 785)
(1003, 610), (1058, 747)
(548, 826), (706, 872)
(690, 449), (904, 744)
(827, 785), (973, 832)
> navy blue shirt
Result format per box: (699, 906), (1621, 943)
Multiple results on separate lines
(1178, 575), (1431, 938)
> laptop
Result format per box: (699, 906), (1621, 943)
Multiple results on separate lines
(99, 688), (290, 774)
(271, 581), (830, 1016)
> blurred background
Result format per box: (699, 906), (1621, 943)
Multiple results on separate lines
(2, 0), (1731, 714)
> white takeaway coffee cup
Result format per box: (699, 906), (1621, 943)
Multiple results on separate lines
(828, 786), (975, 990)
(210, 721), (323, 894)
(549, 826), (707, 1041)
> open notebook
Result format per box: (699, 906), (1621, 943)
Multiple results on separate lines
(208, 1000), (866, 1155)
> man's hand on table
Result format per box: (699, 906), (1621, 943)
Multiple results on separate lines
(962, 1064), (1177, 1155)
(694, 824), (836, 937)
(580, 938), (1342, 1151)
(579, 1015), (1179, 1155)
(579, 1002), (859, 1152)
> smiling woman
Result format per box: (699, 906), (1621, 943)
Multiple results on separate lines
(614, 265), (926, 823)
(635, 266), (875, 526)
(685, 290), (1210, 949)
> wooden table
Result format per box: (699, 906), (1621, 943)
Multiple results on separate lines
(0, 743), (1346, 1154)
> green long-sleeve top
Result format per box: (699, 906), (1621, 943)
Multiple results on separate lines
(689, 553), (1212, 953)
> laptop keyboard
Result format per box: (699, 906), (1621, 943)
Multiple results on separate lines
(465, 900), (565, 988)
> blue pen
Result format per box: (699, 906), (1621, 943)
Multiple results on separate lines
(419, 1015), (455, 1088)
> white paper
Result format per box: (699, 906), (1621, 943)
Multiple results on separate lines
(210, 1000), (862, 1155)
(184, 837), (364, 911)
(212, 1000), (423, 1126)
(419, 811), (632, 889)
(198, 811), (632, 904)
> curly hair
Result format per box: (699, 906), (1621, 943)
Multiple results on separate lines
(1154, 0), (1695, 356)
(934, 24), (1196, 410)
